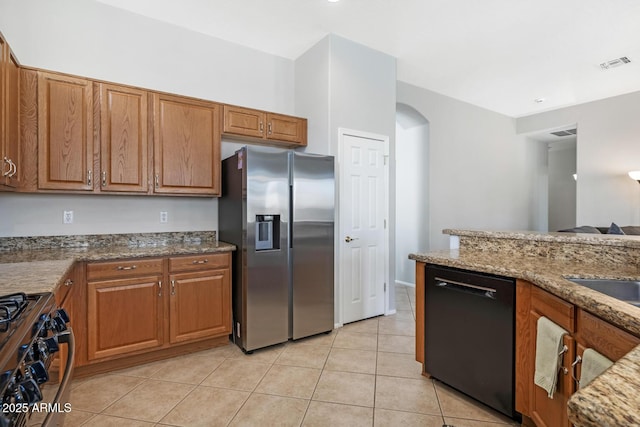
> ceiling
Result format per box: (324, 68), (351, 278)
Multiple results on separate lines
(95, 0), (640, 117)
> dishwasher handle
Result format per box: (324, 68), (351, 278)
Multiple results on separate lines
(435, 277), (496, 299)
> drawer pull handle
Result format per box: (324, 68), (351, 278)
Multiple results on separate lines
(571, 356), (582, 384)
(558, 344), (568, 356)
(87, 170), (92, 186)
(116, 265), (137, 271)
(171, 280), (176, 296)
(102, 171), (107, 187)
(64, 279), (73, 287)
(192, 259), (209, 265)
(158, 281), (162, 297)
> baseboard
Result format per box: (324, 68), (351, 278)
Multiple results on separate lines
(334, 322), (343, 329)
(395, 280), (415, 288)
(385, 309), (397, 316)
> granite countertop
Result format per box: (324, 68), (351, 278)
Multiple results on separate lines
(409, 248), (640, 427)
(0, 240), (236, 295)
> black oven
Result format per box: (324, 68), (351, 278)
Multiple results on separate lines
(0, 292), (74, 426)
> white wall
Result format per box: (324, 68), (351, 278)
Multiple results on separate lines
(397, 81), (535, 250)
(548, 141), (577, 231)
(517, 91), (640, 227)
(0, 0), (295, 237)
(0, 194), (217, 237)
(295, 35), (397, 317)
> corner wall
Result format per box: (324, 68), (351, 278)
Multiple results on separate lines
(397, 81), (535, 250)
(295, 35), (397, 318)
(516, 91), (640, 227)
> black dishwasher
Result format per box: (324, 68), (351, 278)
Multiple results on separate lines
(425, 264), (517, 419)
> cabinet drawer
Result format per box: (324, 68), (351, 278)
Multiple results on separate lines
(531, 286), (575, 332)
(576, 309), (640, 361)
(169, 253), (229, 272)
(87, 258), (163, 281)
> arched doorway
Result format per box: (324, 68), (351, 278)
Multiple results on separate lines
(395, 103), (429, 287)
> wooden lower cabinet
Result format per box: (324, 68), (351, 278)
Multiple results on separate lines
(50, 264), (81, 382)
(527, 285), (576, 427)
(87, 275), (164, 361)
(169, 268), (231, 344)
(82, 253), (232, 366)
(415, 261), (425, 366)
(516, 280), (640, 427)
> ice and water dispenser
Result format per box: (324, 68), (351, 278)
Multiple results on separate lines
(255, 215), (280, 251)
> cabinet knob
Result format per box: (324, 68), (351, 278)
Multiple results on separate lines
(64, 279), (73, 287)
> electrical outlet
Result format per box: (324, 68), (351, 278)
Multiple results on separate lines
(63, 211), (74, 224)
(160, 211), (168, 223)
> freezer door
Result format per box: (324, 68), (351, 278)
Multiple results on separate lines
(245, 147), (290, 351)
(291, 152), (335, 339)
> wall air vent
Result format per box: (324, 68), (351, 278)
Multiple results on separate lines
(600, 56), (631, 70)
(550, 128), (577, 137)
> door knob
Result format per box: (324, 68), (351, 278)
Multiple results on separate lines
(345, 236), (359, 242)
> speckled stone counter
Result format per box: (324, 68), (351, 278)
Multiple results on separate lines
(0, 232), (235, 295)
(410, 229), (640, 427)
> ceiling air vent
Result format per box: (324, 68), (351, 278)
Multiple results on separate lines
(550, 128), (577, 137)
(600, 56), (631, 70)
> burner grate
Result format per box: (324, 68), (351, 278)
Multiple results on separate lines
(0, 293), (28, 332)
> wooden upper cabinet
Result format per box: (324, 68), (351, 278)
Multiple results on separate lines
(3, 50), (20, 189)
(37, 71), (93, 191)
(152, 93), (221, 195)
(223, 105), (307, 147)
(223, 105), (265, 139)
(97, 83), (148, 193)
(266, 112), (306, 145)
(1, 34), (8, 188)
(1, 33), (21, 190)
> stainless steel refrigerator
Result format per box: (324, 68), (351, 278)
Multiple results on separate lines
(219, 146), (335, 352)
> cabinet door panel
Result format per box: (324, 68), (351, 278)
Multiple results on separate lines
(3, 51), (20, 188)
(38, 72), (93, 190)
(266, 113), (306, 145)
(529, 310), (575, 427)
(169, 269), (231, 344)
(88, 275), (163, 360)
(153, 94), (220, 195)
(223, 105), (264, 138)
(0, 35), (6, 179)
(99, 83), (148, 192)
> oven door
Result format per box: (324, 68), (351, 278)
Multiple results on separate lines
(27, 328), (75, 427)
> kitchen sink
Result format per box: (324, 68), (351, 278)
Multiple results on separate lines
(566, 278), (640, 307)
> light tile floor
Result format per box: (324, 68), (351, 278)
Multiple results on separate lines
(64, 285), (519, 427)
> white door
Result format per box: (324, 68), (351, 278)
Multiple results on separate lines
(340, 131), (388, 324)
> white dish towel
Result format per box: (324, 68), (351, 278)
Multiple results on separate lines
(534, 316), (568, 398)
(579, 348), (613, 389)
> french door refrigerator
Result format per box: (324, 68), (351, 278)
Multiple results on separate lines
(219, 146), (335, 352)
